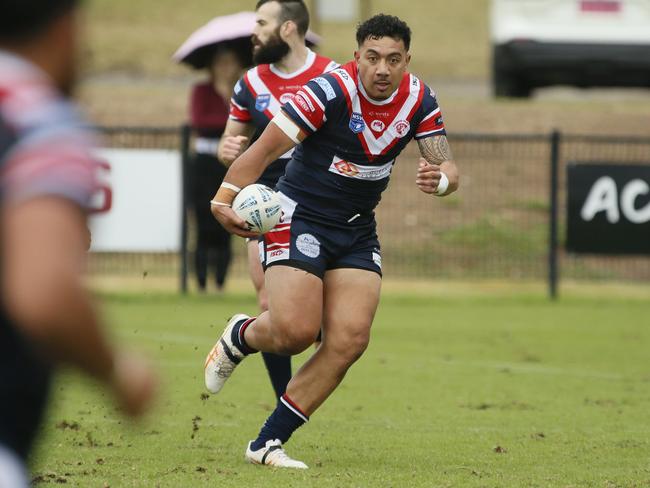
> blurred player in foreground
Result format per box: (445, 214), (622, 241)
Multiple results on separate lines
(0, 1), (156, 485)
(216, 0), (337, 401)
(206, 14), (459, 468)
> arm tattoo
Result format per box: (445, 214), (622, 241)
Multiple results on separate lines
(417, 135), (452, 165)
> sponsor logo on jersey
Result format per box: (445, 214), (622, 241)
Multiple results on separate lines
(279, 93), (294, 104)
(255, 94), (271, 112)
(435, 115), (444, 126)
(334, 160), (359, 177)
(314, 77), (337, 101)
(349, 112), (365, 133)
(294, 93), (314, 113)
(338, 70), (350, 81)
(296, 233), (321, 258)
(371, 120), (386, 132)
(328, 156), (394, 181)
(391, 120), (411, 138)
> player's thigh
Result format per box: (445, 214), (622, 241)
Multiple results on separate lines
(247, 240), (265, 292)
(265, 264), (323, 340)
(247, 240), (268, 310)
(322, 268), (381, 358)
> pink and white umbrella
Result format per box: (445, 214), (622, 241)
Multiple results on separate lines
(173, 11), (321, 70)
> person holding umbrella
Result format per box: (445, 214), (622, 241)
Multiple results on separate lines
(202, 1), (337, 403)
(187, 43), (249, 293)
(174, 11), (320, 295)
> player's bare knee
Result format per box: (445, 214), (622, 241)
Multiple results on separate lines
(327, 327), (370, 364)
(274, 328), (316, 355)
(347, 332), (370, 362)
(270, 313), (319, 354)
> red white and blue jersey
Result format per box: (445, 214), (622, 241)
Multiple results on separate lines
(229, 49), (337, 187)
(0, 51), (99, 210)
(278, 61), (446, 226)
(0, 49), (101, 462)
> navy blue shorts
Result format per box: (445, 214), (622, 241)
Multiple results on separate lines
(259, 193), (382, 279)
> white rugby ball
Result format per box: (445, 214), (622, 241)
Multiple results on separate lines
(232, 184), (282, 234)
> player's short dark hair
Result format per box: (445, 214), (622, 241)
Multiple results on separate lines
(356, 14), (411, 51)
(0, 0), (80, 43)
(255, 0), (310, 37)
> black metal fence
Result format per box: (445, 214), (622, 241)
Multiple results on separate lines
(88, 126), (650, 294)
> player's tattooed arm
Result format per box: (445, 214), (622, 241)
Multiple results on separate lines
(417, 135), (452, 165)
(415, 135), (459, 196)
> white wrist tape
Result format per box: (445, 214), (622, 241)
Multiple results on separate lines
(210, 200), (231, 208)
(434, 172), (449, 196)
(271, 111), (301, 144)
(220, 182), (242, 193)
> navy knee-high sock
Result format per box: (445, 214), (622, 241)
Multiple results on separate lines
(261, 353), (292, 400)
(250, 394), (308, 451)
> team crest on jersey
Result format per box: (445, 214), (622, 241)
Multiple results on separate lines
(279, 93), (294, 104)
(349, 112), (365, 133)
(390, 120), (411, 138)
(371, 120), (385, 132)
(255, 94), (271, 112)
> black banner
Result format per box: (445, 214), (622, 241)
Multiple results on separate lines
(566, 163), (650, 254)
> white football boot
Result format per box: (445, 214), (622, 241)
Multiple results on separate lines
(204, 314), (250, 394)
(245, 439), (308, 469)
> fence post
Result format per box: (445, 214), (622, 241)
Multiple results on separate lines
(548, 130), (561, 300)
(180, 124), (191, 294)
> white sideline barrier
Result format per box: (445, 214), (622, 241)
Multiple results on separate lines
(89, 148), (182, 252)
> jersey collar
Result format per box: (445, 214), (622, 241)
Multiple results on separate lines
(357, 70), (402, 106)
(269, 49), (317, 79)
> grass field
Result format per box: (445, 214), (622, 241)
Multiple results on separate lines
(29, 288), (650, 487)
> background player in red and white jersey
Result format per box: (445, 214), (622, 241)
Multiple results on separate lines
(207, 14), (459, 468)
(214, 0), (337, 402)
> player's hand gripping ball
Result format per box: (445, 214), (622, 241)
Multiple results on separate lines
(232, 184), (282, 234)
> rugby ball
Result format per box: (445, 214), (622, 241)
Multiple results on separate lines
(231, 184), (282, 234)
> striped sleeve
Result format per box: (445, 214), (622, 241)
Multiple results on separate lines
(415, 86), (446, 140)
(229, 77), (252, 122)
(281, 77), (334, 136)
(1, 101), (99, 209)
